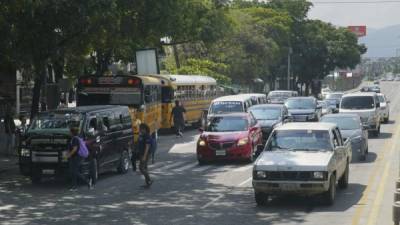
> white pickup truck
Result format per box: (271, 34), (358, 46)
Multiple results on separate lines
(252, 123), (352, 206)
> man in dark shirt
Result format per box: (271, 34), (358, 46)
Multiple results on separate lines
(170, 100), (186, 137)
(137, 124), (153, 188)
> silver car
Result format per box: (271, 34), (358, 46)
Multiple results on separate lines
(321, 114), (368, 161)
(377, 93), (390, 123)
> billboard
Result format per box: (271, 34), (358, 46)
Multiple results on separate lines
(348, 26), (367, 37)
(136, 49), (160, 75)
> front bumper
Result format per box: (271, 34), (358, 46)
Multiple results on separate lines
(197, 143), (252, 161)
(252, 180), (329, 195)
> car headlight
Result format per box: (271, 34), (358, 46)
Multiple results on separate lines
(198, 140), (206, 147)
(237, 137), (249, 146)
(313, 171), (325, 179)
(20, 148), (30, 157)
(255, 171), (267, 179)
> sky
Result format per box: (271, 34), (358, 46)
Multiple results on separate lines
(308, 0), (400, 29)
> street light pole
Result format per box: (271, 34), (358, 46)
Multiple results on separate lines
(287, 47), (292, 90)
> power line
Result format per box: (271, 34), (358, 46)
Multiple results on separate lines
(312, 0), (400, 4)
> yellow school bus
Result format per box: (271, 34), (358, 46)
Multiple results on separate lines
(148, 74), (217, 130)
(77, 75), (161, 141)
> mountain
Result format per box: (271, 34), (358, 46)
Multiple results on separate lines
(359, 24), (400, 58)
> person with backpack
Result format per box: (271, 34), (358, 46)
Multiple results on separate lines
(66, 126), (93, 191)
(137, 123), (153, 188)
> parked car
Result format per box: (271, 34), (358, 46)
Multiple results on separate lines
(377, 93), (390, 123)
(249, 104), (291, 144)
(340, 92), (381, 137)
(197, 113), (262, 164)
(267, 90), (298, 104)
(318, 100), (332, 116)
(360, 85), (380, 93)
(373, 80), (380, 85)
(285, 97), (322, 122)
(321, 114), (368, 161)
(19, 105), (134, 184)
(252, 123), (352, 206)
(325, 98), (339, 113)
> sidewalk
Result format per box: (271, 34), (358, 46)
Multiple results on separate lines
(0, 154), (18, 173)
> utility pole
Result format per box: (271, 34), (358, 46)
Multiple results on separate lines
(287, 47), (292, 90)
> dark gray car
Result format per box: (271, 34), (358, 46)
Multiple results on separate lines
(285, 97), (322, 122)
(321, 114), (368, 161)
(249, 104), (290, 144)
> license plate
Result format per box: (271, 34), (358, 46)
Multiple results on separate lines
(280, 183), (296, 190)
(215, 150), (226, 156)
(42, 169), (55, 175)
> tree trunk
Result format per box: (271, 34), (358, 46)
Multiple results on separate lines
(172, 44), (181, 69)
(53, 56), (65, 83)
(305, 82), (310, 96)
(30, 62), (46, 121)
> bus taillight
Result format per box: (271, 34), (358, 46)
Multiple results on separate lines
(80, 78), (92, 85)
(128, 79), (139, 85)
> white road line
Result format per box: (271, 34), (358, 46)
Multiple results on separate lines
(238, 177), (252, 187)
(153, 161), (188, 171)
(172, 162), (199, 172)
(232, 164), (252, 172)
(201, 194), (224, 209)
(192, 165), (214, 172)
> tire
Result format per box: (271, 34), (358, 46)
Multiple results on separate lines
(117, 150), (130, 174)
(373, 126), (380, 137)
(384, 116), (389, 124)
(338, 163), (349, 189)
(322, 174), (336, 205)
(30, 167), (42, 184)
(359, 152), (366, 161)
(255, 192), (269, 206)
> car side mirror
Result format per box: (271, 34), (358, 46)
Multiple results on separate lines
(87, 127), (96, 137)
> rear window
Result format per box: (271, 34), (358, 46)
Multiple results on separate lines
(341, 96), (375, 109)
(210, 101), (243, 114)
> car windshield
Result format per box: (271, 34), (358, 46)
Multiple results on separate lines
(207, 116), (248, 132)
(326, 93), (343, 99)
(268, 92), (291, 98)
(29, 112), (82, 131)
(250, 107), (281, 120)
(341, 96), (375, 109)
(210, 101), (243, 114)
(267, 130), (332, 151)
(285, 99), (315, 109)
(378, 95), (385, 103)
(321, 117), (360, 130)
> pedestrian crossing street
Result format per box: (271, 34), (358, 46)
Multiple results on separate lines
(147, 160), (253, 174)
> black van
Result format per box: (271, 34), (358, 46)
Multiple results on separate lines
(19, 105), (133, 184)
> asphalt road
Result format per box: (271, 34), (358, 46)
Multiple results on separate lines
(1, 82), (400, 225)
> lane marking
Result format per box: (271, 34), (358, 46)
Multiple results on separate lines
(201, 194), (224, 209)
(232, 165), (252, 172)
(351, 114), (400, 225)
(192, 165), (213, 172)
(238, 177), (252, 187)
(153, 161), (188, 171)
(172, 162), (198, 172)
(366, 162), (391, 225)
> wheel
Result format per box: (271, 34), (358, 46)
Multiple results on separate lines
(384, 116), (389, 123)
(30, 167), (42, 184)
(338, 164), (349, 189)
(359, 152), (366, 161)
(373, 126), (380, 137)
(91, 158), (98, 184)
(117, 150), (130, 174)
(255, 192), (269, 206)
(322, 174), (336, 205)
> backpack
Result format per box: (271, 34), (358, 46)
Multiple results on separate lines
(75, 137), (89, 158)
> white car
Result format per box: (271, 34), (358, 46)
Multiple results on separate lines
(253, 123), (352, 206)
(377, 93), (390, 123)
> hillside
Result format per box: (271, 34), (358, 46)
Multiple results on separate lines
(359, 24), (400, 58)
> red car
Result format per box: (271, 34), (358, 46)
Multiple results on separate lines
(197, 113), (263, 164)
